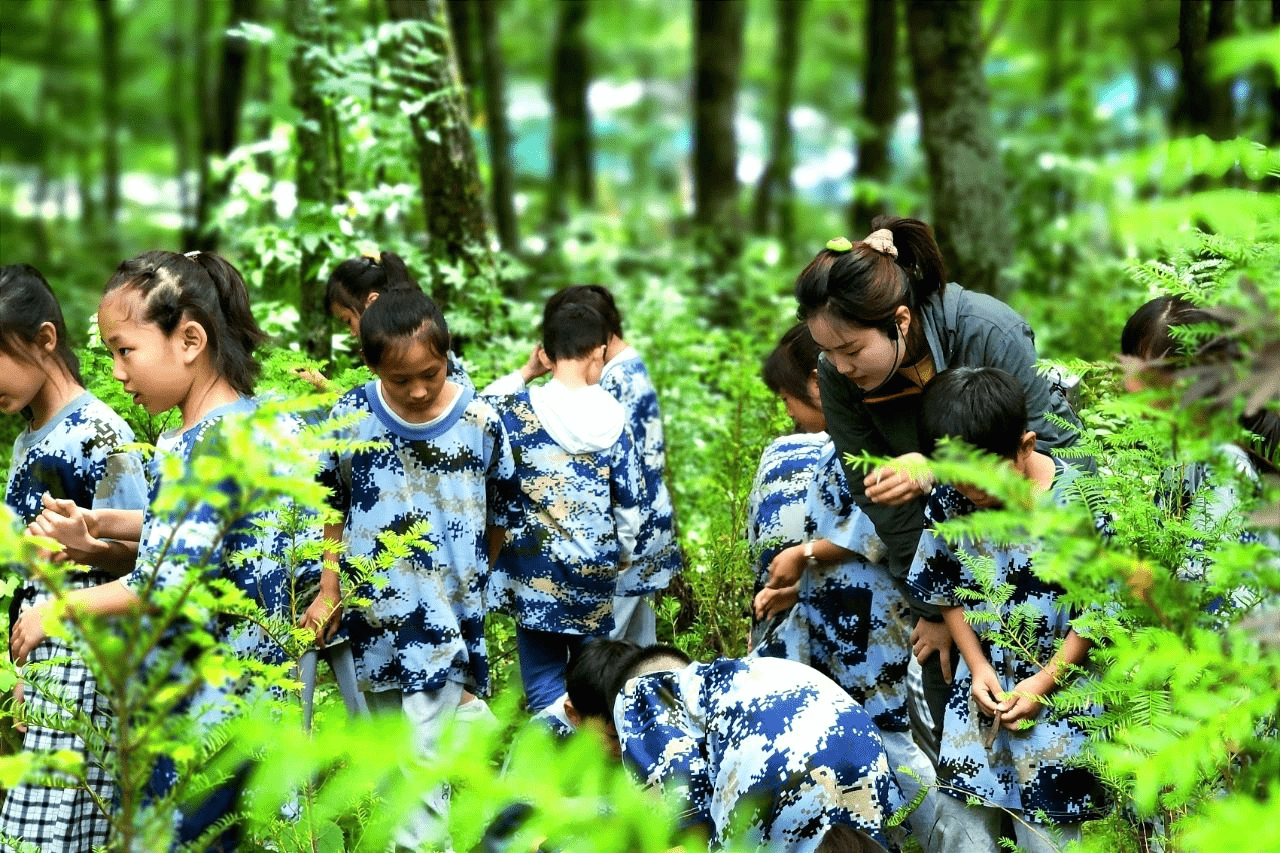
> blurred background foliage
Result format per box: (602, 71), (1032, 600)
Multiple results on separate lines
(2, 1), (1279, 851)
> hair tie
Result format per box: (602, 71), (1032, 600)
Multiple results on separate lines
(825, 237), (853, 252)
(361, 250), (381, 263)
(863, 229), (898, 259)
(184, 250), (201, 259)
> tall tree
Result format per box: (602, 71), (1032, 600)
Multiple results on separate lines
(477, 0), (519, 258)
(92, 0), (122, 241)
(287, 0), (337, 362)
(547, 0), (594, 226)
(386, 0), (491, 305)
(851, 0), (899, 232)
(752, 0), (804, 253)
(905, 0), (1010, 297)
(193, 0), (257, 250)
(692, 0), (745, 235)
(445, 0), (476, 114)
(1272, 0), (1280, 147)
(1206, 0), (1236, 140)
(1175, 0), (1213, 134)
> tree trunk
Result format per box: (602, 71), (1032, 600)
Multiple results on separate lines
(251, 43), (274, 179)
(93, 0), (122, 242)
(1175, 0), (1212, 134)
(851, 0), (898, 233)
(386, 0), (492, 306)
(1272, 0), (1280, 148)
(752, 0), (804, 252)
(445, 0), (476, 114)
(547, 0), (594, 226)
(692, 0), (745, 234)
(195, 0), (257, 250)
(287, 0), (337, 362)
(477, 0), (519, 259)
(166, 10), (196, 250)
(1206, 0), (1236, 140)
(905, 0), (1010, 297)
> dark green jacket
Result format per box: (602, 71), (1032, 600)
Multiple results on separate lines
(818, 284), (1082, 614)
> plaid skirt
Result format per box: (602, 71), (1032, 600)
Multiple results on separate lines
(1, 583), (115, 852)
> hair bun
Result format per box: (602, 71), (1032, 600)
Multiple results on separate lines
(863, 229), (898, 259)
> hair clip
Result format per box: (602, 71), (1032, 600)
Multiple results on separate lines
(825, 237), (853, 253)
(360, 249), (381, 263)
(184, 250), (201, 259)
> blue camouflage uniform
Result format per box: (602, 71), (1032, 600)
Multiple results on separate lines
(615, 656), (902, 853)
(746, 432), (828, 594)
(319, 381), (518, 698)
(2, 391), (148, 852)
(905, 468), (1108, 827)
(600, 348), (681, 597)
(754, 442), (912, 734)
(487, 388), (645, 635)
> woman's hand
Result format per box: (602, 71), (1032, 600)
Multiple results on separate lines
(864, 452), (934, 505)
(10, 602), (53, 665)
(910, 618), (953, 682)
(753, 584), (798, 621)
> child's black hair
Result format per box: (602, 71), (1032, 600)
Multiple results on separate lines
(565, 639), (641, 720)
(0, 264), (83, 390)
(795, 216), (946, 329)
(542, 303), (609, 362)
(921, 367), (1028, 460)
(325, 251), (421, 315)
(104, 250), (265, 396)
(359, 288), (450, 370)
(762, 321), (821, 402)
(1122, 295), (1280, 470)
(543, 285), (624, 341)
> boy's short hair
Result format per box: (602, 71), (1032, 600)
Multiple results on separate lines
(542, 302), (609, 362)
(763, 322), (822, 402)
(544, 285), (624, 341)
(921, 367), (1027, 460)
(566, 639), (641, 720)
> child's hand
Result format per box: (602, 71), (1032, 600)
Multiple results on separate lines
(911, 618), (954, 682)
(753, 584), (798, 620)
(518, 345), (550, 383)
(28, 494), (98, 565)
(10, 602), (53, 665)
(864, 452), (934, 505)
(765, 544), (808, 590)
(999, 671), (1053, 728)
(13, 679), (27, 734)
(969, 662), (1006, 719)
(300, 589), (343, 645)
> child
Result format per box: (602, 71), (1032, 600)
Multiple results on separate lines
(1121, 295), (1280, 590)
(325, 250), (472, 389)
(564, 640), (902, 853)
(10, 250), (300, 849)
(483, 302), (645, 713)
(1, 264), (148, 852)
(745, 322), (830, 646)
(906, 367), (1107, 853)
(313, 287), (518, 847)
(752, 418), (943, 851)
(488, 285), (680, 645)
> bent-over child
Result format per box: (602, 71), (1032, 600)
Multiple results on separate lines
(564, 640), (903, 853)
(906, 367), (1107, 853)
(483, 302), (645, 713)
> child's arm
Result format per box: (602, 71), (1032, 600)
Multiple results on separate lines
(999, 628), (1092, 728)
(942, 605), (1005, 718)
(9, 580), (140, 664)
(764, 538), (851, 589)
(28, 494), (142, 575)
(300, 522), (345, 644)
